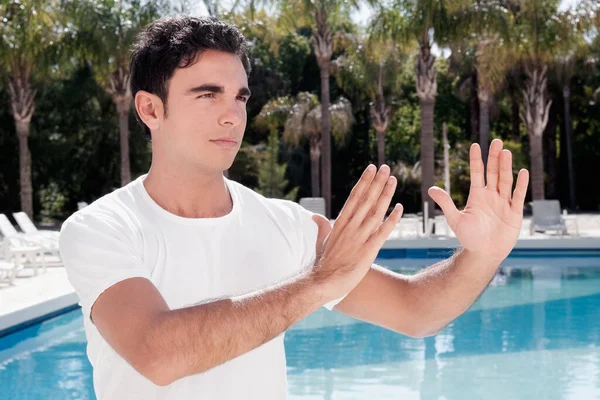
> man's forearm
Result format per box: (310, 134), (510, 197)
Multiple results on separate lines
(145, 270), (325, 385)
(407, 247), (501, 335)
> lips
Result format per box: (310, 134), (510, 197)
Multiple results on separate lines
(211, 138), (238, 149)
(210, 137), (238, 144)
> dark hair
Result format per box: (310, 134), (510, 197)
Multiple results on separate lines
(130, 16), (252, 140)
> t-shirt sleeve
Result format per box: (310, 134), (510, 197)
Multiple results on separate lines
(293, 203), (348, 311)
(58, 211), (151, 323)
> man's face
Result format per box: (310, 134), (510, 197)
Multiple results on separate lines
(158, 49), (249, 173)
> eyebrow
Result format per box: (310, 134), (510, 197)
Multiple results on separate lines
(187, 84), (251, 97)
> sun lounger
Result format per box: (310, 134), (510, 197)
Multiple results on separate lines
(1, 236), (46, 276)
(12, 212), (60, 240)
(299, 197), (326, 216)
(0, 214), (60, 266)
(530, 200), (568, 236)
(0, 259), (23, 284)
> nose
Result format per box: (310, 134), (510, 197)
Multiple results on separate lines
(217, 99), (245, 128)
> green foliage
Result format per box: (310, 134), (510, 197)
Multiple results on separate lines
(1, 0), (600, 218)
(39, 181), (67, 222)
(0, 0), (64, 80)
(65, 0), (167, 84)
(256, 130), (299, 201)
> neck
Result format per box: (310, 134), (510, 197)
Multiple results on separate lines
(143, 163), (233, 219)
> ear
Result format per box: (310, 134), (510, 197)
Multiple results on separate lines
(134, 90), (164, 132)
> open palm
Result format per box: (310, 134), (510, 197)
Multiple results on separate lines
(428, 139), (529, 263)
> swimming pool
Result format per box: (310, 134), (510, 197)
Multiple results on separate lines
(2, 255), (600, 399)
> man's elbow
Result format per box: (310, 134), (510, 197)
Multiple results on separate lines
(132, 348), (176, 386)
(129, 333), (180, 387)
(132, 340), (212, 387)
(143, 363), (176, 387)
(393, 320), (444, 339)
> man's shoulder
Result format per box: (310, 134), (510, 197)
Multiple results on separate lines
(229, 179), (310, 220)
(60, 180), (141, 241)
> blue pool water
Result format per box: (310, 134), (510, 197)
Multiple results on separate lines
(2, 255), (600, 399)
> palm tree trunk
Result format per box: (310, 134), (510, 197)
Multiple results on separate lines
(511, 90), (520, 141)
(312, 7), (334, 218)
(420, 98), (435, 220)
(479, 94), (491, 169)
(522, 66), (551, 201)
(372, 66), (389, 168)
(442, 122), (450, 195)
(416, 42), (437, 221)
(8, 68), (36, 219)
(319, 65), (332, 216)
(470, 70), (480, 143)
(114, 98), (132, 186)
(543, 104), (558, 199)
(309, 139), (321, 197)
(108, 64), (132, 187)
(562, 86), (576, 209)
(16, 121), (33, 218)
(529, 133), (545, 200)
(376, 130), (386, 167)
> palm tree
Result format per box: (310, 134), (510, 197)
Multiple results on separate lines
(458, 0), (512, 165)
(552, 11), (589, 210)
(278, 0), (366, 217)
(0, 0), (62, 218)
(255, 92), (354, 198)
(333, 30), (410, 167)
(371, 0), (468, 219)
(513, 0), (567, 200)
(67, 0), (163, 186)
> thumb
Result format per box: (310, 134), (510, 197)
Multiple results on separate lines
(427, 186), (460, 227)
(312, 214), (332, 257)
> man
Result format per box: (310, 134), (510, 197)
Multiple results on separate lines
(59, 16), (529, 400)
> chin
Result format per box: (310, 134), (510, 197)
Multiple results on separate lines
(209, 156), (237, 173)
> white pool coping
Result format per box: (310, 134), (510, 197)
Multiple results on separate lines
(1, 236), (599, 336)
(383, 237), (600, 249)
(0, 268), (78, 336)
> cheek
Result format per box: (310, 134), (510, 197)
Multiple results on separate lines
(167, 105), (212, 136)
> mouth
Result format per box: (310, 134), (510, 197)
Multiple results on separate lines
(210, 139), (238, 149)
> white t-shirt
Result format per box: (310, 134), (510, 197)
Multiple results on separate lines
(58, 175), (345, 400)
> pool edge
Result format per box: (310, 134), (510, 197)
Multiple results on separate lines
(0, 292), (80, 338)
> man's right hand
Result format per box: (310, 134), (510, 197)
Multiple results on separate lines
(310, 164), (403, 302)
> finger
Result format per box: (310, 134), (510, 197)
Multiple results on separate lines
(366, 203), (404, 248)
(427, 186), (460, 228)
(469, 143), (485, 189)
(498, 149), (513, 200)
(312, 214), (333, 258)
(349, 164), (391, 228)
(335, 164), (377, 230)
(511, 169), (529, 214)
(312, 214), (332, 240)
(485, 139), (503, 190)
(361, 175), (398, 235)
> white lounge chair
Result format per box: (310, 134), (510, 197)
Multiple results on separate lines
(12, 211), (60, 240)
(432, 215), (456, 238)
(0, 214), (56, 246)
(1, 236), (46, 276)
(299, 197), (326, 216)
(0, 259), (23, 285)
(0, 214), (60, 266)
(530, 200), (568, 236)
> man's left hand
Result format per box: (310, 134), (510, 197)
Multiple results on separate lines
(428, 139), (530, 263)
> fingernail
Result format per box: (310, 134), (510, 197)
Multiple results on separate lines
(367, 164), (375, 172)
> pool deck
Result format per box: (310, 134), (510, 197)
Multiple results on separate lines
(1, 214), (600, 337)
(0, 268), (78, 336)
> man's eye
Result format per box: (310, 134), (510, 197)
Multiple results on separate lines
(237, 96), (248, 103)
(198, 93), (215, 99)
